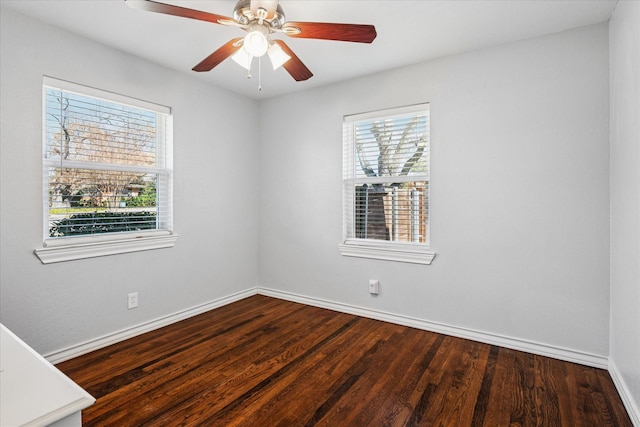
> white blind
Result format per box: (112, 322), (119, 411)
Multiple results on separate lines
(343, 103), (430, 245)
(42, 77), (173, 240)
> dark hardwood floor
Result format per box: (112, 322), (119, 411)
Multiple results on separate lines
(56, 295), (632, 426)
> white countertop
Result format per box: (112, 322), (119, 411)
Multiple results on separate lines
(0, 324), (95, 427)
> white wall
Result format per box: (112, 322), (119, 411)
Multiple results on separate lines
(0, 9), (260, 355)
(609, 0), (640, 423)
(0, 3), (621, 379)
(259, 23), (611, 358)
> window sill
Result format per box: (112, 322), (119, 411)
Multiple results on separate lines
(338, 239), (435, 265)
(34, 231), (178, 264)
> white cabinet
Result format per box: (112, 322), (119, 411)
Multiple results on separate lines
(1, 324), (95, 427)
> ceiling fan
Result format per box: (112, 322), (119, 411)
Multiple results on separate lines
(125, 0), (377, 82)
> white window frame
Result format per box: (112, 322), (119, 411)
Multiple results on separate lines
(339, 103), (435, 265)
(35, 77), (177, 264)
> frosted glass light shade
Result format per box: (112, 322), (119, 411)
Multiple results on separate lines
(231, 49), (253, 70)
(267, 43), (291, 70)
(244, 31), (269, 57)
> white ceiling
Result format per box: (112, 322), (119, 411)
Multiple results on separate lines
(1, 0), (617, 99)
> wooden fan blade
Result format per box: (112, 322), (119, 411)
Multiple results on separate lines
(125, 0), (233, 25)
(192, 38), (243, 72)
(273, 40), (313, 81)
(282, 22), (377, 43)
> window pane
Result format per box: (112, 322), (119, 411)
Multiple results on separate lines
(48, 168), (159, 237)
(354, 182), (428, 243)
(45, 89), (159, 168)
(354, 114), (429, 179)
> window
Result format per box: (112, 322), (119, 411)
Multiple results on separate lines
(339, 103), (435, 264)
(35, 77), (177, 264)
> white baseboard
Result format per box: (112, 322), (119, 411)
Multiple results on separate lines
(44, 288), (258, 364)
(258, 287), (609, 369)
(44, 286), (609, 370)
(609, 359), (640, 426)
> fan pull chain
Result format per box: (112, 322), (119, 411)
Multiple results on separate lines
(258, 56), (262, 92)
(245, 56), (252, 79)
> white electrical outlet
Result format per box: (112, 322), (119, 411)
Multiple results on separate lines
(127, 292), (138, 309)
(369, 279), (380, 295)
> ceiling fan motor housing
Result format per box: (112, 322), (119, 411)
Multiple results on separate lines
(233, 0), (286, 30)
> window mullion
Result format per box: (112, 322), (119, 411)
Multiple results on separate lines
(353, 175), (429, 186)
(44, 158), (165, 175)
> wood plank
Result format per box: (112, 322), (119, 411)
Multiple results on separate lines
(56, 295), (634, 426)
(470, 344), (499, 426)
